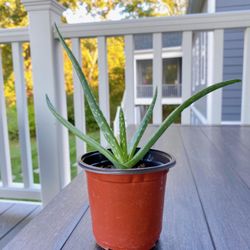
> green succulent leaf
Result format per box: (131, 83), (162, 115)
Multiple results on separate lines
(54, 24), (124, 162)
(46, 95), (126, 168)
(124, 79), (241, 168)
(128, 88), (157, 159)
(119, 107), (128, 161)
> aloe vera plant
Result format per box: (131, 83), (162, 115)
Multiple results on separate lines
(46, 24), (240, 169)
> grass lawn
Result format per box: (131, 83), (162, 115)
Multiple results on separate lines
(9, 131), (100, 184)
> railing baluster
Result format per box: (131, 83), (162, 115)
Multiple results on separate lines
(153, 33), (162, 124)
(11, 42), (33, 188)
(124, 35), (135, 125)
(241, 27), (250, 124)
(0, 48), (12, 187)
(71, 38), (86, 164)
(207, 29), (224, 124)
(97, 36), (110, 147)
(181, 31), (192, 124)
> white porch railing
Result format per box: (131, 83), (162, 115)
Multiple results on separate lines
(136, 84), (182, 98)
(0, 0), (250, 204)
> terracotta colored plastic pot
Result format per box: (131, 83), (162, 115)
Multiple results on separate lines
(79, 149), (175, 250)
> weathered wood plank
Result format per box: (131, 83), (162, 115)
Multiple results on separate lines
(138, 126), (213, 249)
(201, 126), (250, 188)
(62, 209), (98, 250)
(180, 126), (250, 249)
(0, 203), (37, 239)
(0, 203), (13, 215)
(4, 174), (88, 250)
(221, 126), (250, 151)
(0, 205), (41, 249)
(6, 126), (250, 249)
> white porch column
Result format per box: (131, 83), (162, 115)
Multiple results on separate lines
(181, 31), (192, 124)
(22, 0), (70, 205)
(207, 29), (224, 124)
(241, 27), (250, 124)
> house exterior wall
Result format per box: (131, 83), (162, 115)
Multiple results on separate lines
(190, 0), (248, 123)
(216, 0), (250, 122)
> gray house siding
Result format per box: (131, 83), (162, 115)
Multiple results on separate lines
(216, 0), (250, 122)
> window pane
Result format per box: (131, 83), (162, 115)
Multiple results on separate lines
(162, 58), (181, 84)
(162, 32), (182, 48)
(137, 59), (152, 85)
(136, 59), (153, 97)
(134, 34), (153, 50)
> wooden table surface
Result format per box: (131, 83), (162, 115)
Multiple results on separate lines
(5, 125), (250, 250)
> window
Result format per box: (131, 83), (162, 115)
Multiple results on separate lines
(136, 59), (152, 85)
(162, 58), (182, 84)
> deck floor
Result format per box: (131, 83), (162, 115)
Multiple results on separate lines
(0, 201), (41, 248)
(4, 126), (250, 249)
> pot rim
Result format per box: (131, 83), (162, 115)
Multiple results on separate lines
(78, 148), (176, 175)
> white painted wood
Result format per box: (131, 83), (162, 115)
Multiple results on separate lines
(135, 98), (182, 106)
(113, 106), (121, 137)
(22, 0), (70, 205)
(241, 27), (250, 124)
(124, 35), (135, 125)
(207, 29), (224, 124)
(153, 33), (162, 124)
(0, 49), (12, 187)
(181, 31), (192, 124)
(0, 183), (41, 200)
(71, 38), (86, 165)
(135, 106), (141, 125)
(11, 42), (33, 188)
(0, 27), (29, 43)
(191, 105), (208, 124)
(59, 11), (250, 38)
(97, 36), (110, 147)
(55, 31), (71, 189)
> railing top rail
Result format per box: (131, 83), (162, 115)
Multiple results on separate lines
(58, 10), (250, 39)
(0, 27), (29, 43)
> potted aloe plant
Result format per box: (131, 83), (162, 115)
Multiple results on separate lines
(46, 25), (240, 250)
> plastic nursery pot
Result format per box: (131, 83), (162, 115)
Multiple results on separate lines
(79, 148), (175, 250)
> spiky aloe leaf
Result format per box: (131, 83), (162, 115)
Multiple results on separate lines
(54, 24), (124, 162)
(46, 95), (127, 168)
(119, 107), (128, 161)
(124, 79), (241, 168)
(128, 88), (157, 159)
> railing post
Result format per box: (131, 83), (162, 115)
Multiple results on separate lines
(0, 49), (12, 187)
(71, 38), (86, 168)
(98, 36), (110, 147)
(241, 27), (250, 124)
(124, 35), (135, 125)
(181, 31), (192, 124)
(22, 0), (70, 205)
(153, 33), (162, 124)
(207, 29), (224, 124)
